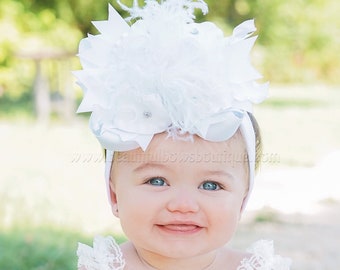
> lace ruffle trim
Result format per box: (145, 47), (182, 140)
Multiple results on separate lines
(77, 236), (125, 270)
(77, 237), (291, 270)
(237, 240), (292, 270)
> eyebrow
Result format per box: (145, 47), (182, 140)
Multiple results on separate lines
(133, 162), (169, 173)
(133, 163), (235, 180)
(204, 170), (235, 180)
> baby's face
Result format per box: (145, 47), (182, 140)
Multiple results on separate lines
(110, 131), (248, 259)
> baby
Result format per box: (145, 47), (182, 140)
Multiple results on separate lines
(75, 1), (291, 269)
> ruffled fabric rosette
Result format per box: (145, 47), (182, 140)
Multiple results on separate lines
(74, 0), (268, 152)
(238, 240), (292, 270)
(77, 236), (125, 270)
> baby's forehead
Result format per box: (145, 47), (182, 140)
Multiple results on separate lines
(115, 131), (247, 165)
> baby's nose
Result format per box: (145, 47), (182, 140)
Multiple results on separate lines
(166, 188), (200, 213)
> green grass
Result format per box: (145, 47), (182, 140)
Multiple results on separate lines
(0, 226), (127, 270)
(255, 84), (340, 167)
(0, 227), (86, 270)
(252, 207), (282, 224)
(0, 91), (35, 120)
(262, 98), (325, 108)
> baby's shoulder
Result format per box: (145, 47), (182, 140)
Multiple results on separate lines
(77, 235), (125, 270)
(77, 236), (145, 270)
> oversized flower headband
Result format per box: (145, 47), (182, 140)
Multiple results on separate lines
(75, 0), (268, 210)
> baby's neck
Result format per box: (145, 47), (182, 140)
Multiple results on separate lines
(123, 242), (220, 270)
(138, 251), (217, 270)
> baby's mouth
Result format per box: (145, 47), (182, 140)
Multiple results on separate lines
(157, 223), (202, 233)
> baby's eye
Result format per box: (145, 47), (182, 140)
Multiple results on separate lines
(199, 181), (222, 191)
(146, 177), (167, 186)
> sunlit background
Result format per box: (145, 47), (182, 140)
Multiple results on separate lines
(1, 0), (339, 269)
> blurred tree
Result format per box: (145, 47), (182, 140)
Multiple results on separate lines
(0, 0), (339, 115)
(206, 0), (249, 24)
(206, 0), (340, 83)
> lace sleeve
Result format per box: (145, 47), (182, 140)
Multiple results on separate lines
(77, 236), (125, 270)
(237, 240), (292, 270)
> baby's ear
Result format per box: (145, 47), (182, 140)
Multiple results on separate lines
(109, 180), (119, 218)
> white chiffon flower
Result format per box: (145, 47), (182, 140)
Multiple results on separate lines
(75, 0), (268, 152)
(112, 94), (171, 134)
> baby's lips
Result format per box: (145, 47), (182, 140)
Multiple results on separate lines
(157, 220), (205, 233)
(161, 224), (200, 232)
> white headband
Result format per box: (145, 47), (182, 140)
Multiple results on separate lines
(75, 0), (268, 211)
(104, 113), (256, 212)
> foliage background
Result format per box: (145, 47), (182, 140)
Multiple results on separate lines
(1, 0), (339, 102)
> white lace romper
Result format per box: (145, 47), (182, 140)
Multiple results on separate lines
(77, 236), (292, 270)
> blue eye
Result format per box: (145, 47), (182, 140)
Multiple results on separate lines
(147, 177), (167, 186)
(199, 181), (222, 191)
